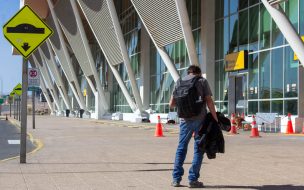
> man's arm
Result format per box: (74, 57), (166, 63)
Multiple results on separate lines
(205, 96), (218, 122)
(169, 95), (176, 109)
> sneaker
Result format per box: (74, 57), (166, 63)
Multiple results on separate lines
(171, 181), (181, 187)
(189, 181), (204, 188)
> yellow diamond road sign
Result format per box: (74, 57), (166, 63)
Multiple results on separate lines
(13, 83), (22, 96)
(2, 5), (53, 58)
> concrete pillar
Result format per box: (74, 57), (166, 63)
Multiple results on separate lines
(201, 0), (215, 92)
(140, 27), (151, 110)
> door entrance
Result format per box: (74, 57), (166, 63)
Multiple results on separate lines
(235, 74), (247, 115)
(228, 74), (248, 115)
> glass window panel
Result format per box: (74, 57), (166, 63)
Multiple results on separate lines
(259, 101), (270, 113)
(271, 20), (284, 47)
(260, 5), (271, 50)
(222, 102), (228, 114)
(249, 5), (259, 52)
(215, 0), (224, 19)
(150, 48), (157, 75)
(249, 0), (260, 6)
(271, 100), (283, 115)
(229, 14), (238, 53)
(215, 102), (220, 112)
(239, 10), (248, 50)
(271, 48), (283, 98)
(215, 20), (224, 60)
(248, 101), (258, 114)
(224, 0), (229, 17)
(284, 47), (298, 98)
(248, 53), (259, 99)
(191, 0), (201, 29)
(230, 0), (239, 14)
(219, 61), (228, 101)
(194, 30), (201, 55)
(215, 61), (220, 101)
(300, 0), (304, 35)
(285, 100), (297, 115)
(224, 17), (229, 56)
(286, 0), (298, 31)
(239, 0), (248, 10)
(259, 51), (270, 99)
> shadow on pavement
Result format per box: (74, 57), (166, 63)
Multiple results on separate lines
(204, 185), (304, 190)
(0, 168), (173, 174)
(25, 162), (193, 165)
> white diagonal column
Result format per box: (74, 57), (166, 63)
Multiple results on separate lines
(107, 0), (143, 112)
(53, 0), (109, 117)
(261, 0), (304, 64)
(76, 0), (137, 112)
(69, 0), (109, 114)
(34, 53), (61, 111)
(46, 0), (87, 111)
(175, 0), (199, 66)
(39, 41), (72, 110)
(32, 53), (61, 111)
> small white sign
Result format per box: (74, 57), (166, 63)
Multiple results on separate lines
(28, 68), (40, 88)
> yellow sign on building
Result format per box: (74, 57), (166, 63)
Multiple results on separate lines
(13, 83), (22, 96)
(293, 36), (304, 61)
(225, 50), (248, 72)
(83, 89), (87, 97)
(2, 5), (53, 58)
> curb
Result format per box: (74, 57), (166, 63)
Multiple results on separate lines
(0, 118), (44, 163)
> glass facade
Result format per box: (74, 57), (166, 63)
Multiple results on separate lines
(215, 0), (300, 115)
(50, 0), (302, 116)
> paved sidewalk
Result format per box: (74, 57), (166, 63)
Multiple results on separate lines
(0, 116), (304, 190)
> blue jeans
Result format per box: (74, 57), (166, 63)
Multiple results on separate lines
(172, 119), (204, 182)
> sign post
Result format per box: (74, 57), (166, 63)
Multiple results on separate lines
(28, 68), (39, 129)
(2, 5), (53, 163)
(20, 58), (28, 164)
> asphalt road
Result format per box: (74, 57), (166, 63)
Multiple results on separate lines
(0, 118), (35, 160)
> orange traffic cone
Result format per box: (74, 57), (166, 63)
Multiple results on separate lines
(286, 113), (294, 134)
(250, 115), (261, 138)
(230, 113), (237, 134)
(155, 115), (164, 137)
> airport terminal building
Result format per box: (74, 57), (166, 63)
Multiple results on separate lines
(20, 0), (304, 120)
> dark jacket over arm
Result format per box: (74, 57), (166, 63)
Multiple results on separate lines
(198, 112), (231, 159)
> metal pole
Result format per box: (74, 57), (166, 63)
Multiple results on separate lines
(32, 91), (35, 129)
(20, 58), (28, 164)
(9, 101), (11, 117)
(18, 97), (21, 121)
(13, 98), (15, 119)
(16, 97), (19, 120)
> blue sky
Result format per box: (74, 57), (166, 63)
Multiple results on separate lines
(0, 0), (22, 95)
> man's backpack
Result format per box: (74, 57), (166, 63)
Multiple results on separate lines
(173, 76), (203, 118)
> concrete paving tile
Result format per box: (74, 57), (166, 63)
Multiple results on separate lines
(49, 173), (87, 186)
(23, 173), (54, 185)
(0, 174), (26, 187)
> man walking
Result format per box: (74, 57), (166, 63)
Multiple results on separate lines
(169, 65), (218, 188)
